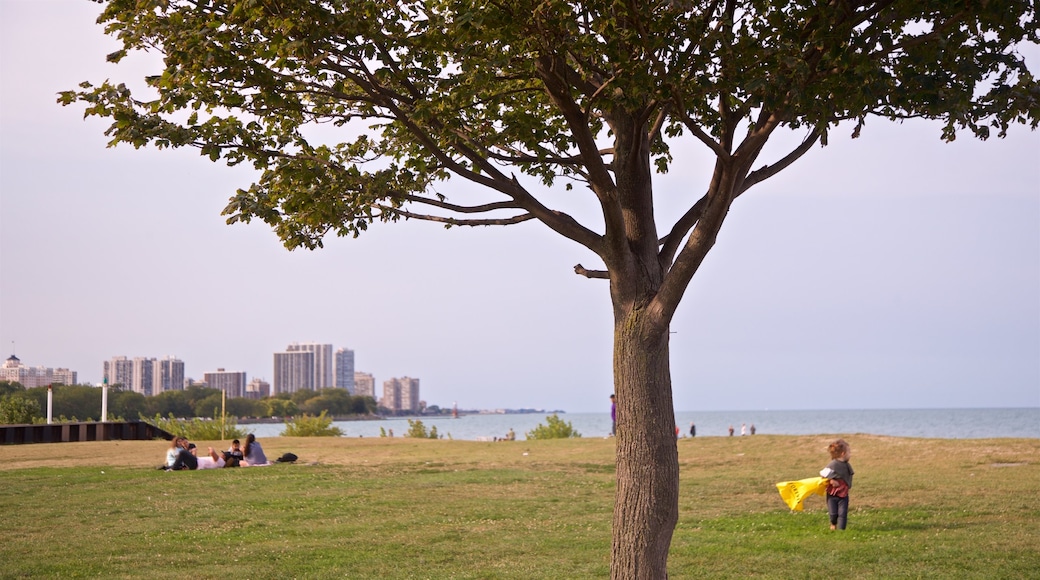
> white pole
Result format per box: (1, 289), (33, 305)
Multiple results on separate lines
(47, 385), (53, 424)
(101, 384), (109, 423)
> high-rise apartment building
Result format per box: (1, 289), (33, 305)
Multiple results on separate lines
(285, 342), (333, 388)
(1, 355), (78, 387)
(272, 349), (314, 394)
(131, 357), (155, 396)
(245, 377), (271, 399)
(354, 372), (375, 398)
(204, 369), (247, 398)
(334, 348), (355, 393)
(380, 379), (399, 411)
(105, 356), (183, 396)
(399, 377), (420, 413)
(381, 376), (420, 413)
(52, 368), (78, 385)
(103, 356), (134, 390)
(153, 356), (185, 395)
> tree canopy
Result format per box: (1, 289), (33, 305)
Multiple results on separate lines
(65, 1), (1038, 266)
(63, 1), (1038, 576)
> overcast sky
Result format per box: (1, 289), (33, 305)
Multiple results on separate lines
(1, 1), (1037, 412)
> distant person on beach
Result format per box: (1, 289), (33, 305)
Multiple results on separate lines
(689, 422), (696, 437)
(242, 433), (269, 466)
(741, 423), (747, 436)
(728, 425), (734, 436)
(750, 424), (756, 435)
(820, 438), (855, 530)
(610, 394), (616, 436)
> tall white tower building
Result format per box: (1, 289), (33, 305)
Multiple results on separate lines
(286, 342), (333, 389)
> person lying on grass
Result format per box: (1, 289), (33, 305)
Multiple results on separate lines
(162, 437), (226, 470)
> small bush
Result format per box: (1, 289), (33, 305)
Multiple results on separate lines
(0, 395), (41, 424)
(282, 410), (344, 437)
(526, 414), (581, 440)
(146, 413), (248, 440)
(405, 419), (439, 439)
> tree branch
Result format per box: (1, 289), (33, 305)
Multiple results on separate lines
(648, 104), (669, 145)
(658, 195), (707, 270)
(399, 195), (523, 214)
(574, 263), (610, 279)
(381, 206), (536, 227)
(738, 127), (822, 195)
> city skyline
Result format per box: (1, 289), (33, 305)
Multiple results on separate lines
(3, 350), (429, 411)
(1, 2), (1037, 413)
(5, 346), (390, 398)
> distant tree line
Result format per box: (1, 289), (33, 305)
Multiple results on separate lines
(0, 381), (376, 424)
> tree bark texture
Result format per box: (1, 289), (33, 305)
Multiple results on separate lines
(610, 308), (679, 579)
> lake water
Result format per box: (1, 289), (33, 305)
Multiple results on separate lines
(245, 407), (1039, 441)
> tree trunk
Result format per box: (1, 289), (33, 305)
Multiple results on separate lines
(610, 307), (678, 579)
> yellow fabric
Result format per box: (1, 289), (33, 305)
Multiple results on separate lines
(775, 476), (828, 511)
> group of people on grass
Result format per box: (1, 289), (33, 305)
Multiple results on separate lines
(161, 433), (269, 470)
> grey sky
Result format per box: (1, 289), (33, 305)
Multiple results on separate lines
(1, 0), (1038, 412)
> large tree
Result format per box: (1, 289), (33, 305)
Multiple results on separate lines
(63, 1), (1037, 576)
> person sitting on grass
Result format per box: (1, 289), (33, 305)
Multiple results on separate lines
(223, 439), (244, 466)
(167, 437), (198, 471)
(241, 433), (269, 466)
(163, 437), (182, 469)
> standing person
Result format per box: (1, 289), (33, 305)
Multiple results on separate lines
(242, 433), (269, 466)
(750, 424), (756, 435)
(609, 394), (617, 436)
(728, 425), (734, 437)
(821, 439), (855, 530)
(689, 422), (696, 437)
(741, 423), (747, 436)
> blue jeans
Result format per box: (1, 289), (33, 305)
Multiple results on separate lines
(827, 494), (849, 529)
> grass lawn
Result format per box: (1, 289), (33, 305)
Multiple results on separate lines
(1, 434), (1037, 578)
